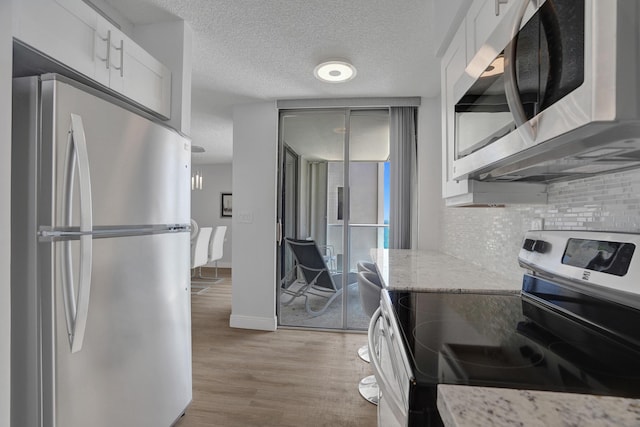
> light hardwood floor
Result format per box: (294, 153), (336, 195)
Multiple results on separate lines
(175, 269), (377, 427)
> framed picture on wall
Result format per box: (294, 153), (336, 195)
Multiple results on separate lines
(221, 192), (232, 217)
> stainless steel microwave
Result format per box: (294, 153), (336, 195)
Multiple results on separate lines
(452, 0), (640, 183)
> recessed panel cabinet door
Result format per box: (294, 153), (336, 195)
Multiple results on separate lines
(13, 0), (99, 80)
(14, 0), (172, 120)
(121, 36), (172, 119)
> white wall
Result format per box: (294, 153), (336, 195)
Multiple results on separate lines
(191, 163), (233, 267)
(416, 96), (444, 251)
(1, 2), (11, 425)
(230, 102), (278, 331)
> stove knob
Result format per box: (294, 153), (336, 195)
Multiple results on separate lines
(533, 240), (549, 253)
(522, 239), (536, 251)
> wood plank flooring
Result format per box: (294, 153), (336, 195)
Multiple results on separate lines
(175, 269), (377, 427)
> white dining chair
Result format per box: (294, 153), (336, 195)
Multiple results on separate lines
(195, 225), (227, 283)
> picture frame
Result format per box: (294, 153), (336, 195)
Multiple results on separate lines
(221, 192), (233, 217)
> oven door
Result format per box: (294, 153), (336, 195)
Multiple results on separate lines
(368, 292), (413, 426)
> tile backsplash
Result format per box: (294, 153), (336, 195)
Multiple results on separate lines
(441, 168), (640, 282)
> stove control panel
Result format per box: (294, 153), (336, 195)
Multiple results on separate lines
(519, 230), (640, 299)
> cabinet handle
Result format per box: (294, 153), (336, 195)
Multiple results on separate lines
(112, 40), (124, 77)
(99, 30), (111, 70)
(495, 0), (509, 16)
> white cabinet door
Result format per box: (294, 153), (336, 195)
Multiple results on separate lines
(13, 0), (99, 80)
(95, 18), (171, 118)
(465, 0), (518, 63)
(14, 0), (171, 119)
(120, 36), (172, 119)
(441, 23), (470, 199)
(94, 18), (116, 87)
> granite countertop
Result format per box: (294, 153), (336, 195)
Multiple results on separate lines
(438, 385), (640, 427)
(370, 248), (521, 293)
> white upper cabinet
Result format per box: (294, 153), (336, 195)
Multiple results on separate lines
(119, 36), (172, 119)
(465, 0), (518, 63)
(13, 0), (171, 119)
(13, 0), (98, 79)
(441, 23), (470, 201)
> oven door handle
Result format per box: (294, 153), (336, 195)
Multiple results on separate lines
(368, 307), (406, 420)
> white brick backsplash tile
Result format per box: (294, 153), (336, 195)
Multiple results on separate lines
(441, 168), (640, 282)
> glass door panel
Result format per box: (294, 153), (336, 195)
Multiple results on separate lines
(346, 110), (390, 330)
(277, 110), (345, 329)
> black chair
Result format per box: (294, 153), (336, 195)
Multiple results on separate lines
(281, 238), (357, 317)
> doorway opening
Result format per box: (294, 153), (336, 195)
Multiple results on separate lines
(277, 108), (390, 330)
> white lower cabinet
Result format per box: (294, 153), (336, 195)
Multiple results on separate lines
(13, 0), (171, 119)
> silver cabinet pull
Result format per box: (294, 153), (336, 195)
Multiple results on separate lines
(98, 30), (111, 69)
(495, 0), (509, 16)
(113, 40), (124, 77)
(61, 113), (94, 353)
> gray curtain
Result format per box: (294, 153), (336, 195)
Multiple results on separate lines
(389, 107), (417, 249)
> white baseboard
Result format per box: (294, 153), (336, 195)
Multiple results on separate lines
(229, 314), (277, 331)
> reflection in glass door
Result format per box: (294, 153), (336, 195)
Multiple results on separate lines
(346, 110), (390, 330)
(277, 108), (390, 331)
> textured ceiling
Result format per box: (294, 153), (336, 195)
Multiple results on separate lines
(104, 0), (441, 164)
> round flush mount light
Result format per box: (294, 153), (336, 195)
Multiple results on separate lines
(314, 60), (357, 83)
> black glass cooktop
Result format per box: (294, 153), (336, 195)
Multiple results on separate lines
(388, 278), (640, 398)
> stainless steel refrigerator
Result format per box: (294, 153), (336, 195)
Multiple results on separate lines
(11, 74), (192, 427)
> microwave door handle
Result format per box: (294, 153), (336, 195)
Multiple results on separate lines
(504, 0), (537, 143)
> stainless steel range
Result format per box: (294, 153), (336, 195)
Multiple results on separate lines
(368, 231), (640, 426)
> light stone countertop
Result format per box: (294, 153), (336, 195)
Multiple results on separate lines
(370, 248), (521, 293)
(437, 385), (640, 427)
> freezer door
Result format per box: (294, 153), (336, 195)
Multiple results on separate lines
(40, 76), (190, 229)
(45, 233), (192, 427)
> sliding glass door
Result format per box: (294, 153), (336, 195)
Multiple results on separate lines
(277, 108), (389, 330)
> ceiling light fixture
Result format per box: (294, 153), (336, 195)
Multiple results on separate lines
(314, 60), (357, 83)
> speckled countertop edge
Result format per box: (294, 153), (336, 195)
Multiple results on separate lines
(438, 385), (640, 427)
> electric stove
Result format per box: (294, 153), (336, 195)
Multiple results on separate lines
(369, 231), (640, 426)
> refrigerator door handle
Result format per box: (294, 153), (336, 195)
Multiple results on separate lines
(61, 113), (94, 353)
